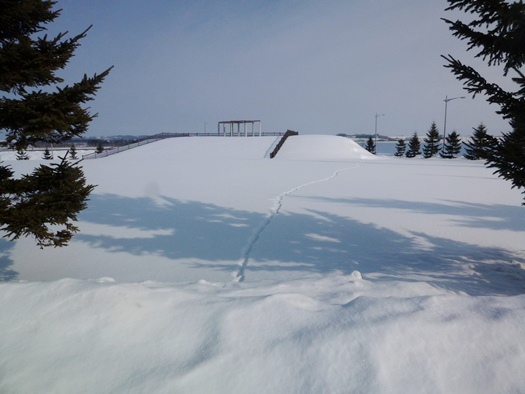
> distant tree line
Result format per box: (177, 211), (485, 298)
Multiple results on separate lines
(10, 137), (141, 160)
(387, 122), (498, 160)
(363, 121), (497, 160)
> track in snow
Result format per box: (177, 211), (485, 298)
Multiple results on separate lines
(233, 166), (359, 282)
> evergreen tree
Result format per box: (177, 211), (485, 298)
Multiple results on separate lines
(15, 149), (29, 160)
(422, 122), (441, 158)
(0, 0), (111, 247)
(406, 132), (421, 158)
(463, 123), (498, 160)
(69, 143), (77, 160)
(364, 137), (376, 154)
(440, 131), (462, 159)
(42, 147), (53, 160)
(394, 138), (406, 157)
(95, 141), (105, 154)
(442, 0), (525, 203)
(1, 155), (94, 247)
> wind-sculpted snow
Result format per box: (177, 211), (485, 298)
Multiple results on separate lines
(0, 275), (524, 393)
(0, 135), (524, 392)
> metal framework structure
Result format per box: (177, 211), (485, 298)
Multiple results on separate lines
(217, 120), (262, 137)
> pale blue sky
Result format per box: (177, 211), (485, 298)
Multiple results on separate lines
(45, 0), (510, 137)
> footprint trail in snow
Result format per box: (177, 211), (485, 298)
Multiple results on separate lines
(233, 166), (359, 282)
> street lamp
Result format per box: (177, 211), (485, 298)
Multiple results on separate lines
(442, 95), (465, 145)
(375, 113), (385, 149)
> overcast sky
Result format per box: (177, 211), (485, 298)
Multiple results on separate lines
(46, 0), (511, 137)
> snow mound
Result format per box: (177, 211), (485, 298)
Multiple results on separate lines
(104, 135), (375, 162)
(275, 135), (376, 161)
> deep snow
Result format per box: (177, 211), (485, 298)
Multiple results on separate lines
(0, 135), (524, 393)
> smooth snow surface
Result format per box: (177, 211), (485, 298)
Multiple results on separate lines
(276, 134), (376, 161)
(1, 135), (524, 393)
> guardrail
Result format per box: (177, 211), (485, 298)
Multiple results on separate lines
(82, 137), (163, 159)
(186, 132), (285, 137)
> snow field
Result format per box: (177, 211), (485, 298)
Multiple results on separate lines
(0, 135), (524, 393)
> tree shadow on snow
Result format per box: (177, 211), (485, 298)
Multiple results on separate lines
(299, 196), (525, 233)
(78, 194), (525, 296)
(78, 194), (263, 265)
(246, 208), (525, 296)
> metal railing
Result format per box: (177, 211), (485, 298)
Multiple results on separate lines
(269, 130), (299, 158)
(82, 137), (163, 159)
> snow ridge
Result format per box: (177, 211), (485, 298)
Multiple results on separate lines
(233, 166), (359, 282)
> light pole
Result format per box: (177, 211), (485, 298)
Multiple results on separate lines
(442, 95), (465, 146)
(375, 113), (385, 150)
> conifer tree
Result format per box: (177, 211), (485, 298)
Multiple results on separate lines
(463, 123), (498, 160)
(1, 155), (94, 247)
(95, 141), (105, 154)
(440, 131), (462, 159)
(422, 122), (441, 158)
(15, 149), (29, 160)
(394, 138), (406, 157)
(42, 147), (53, 160)
(442, 0), (525, 203)
(364, 137), (376, 154)
(406, 132), (421, 158)
(69, 143), (77, 160)
(0, 0), (112, 247)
